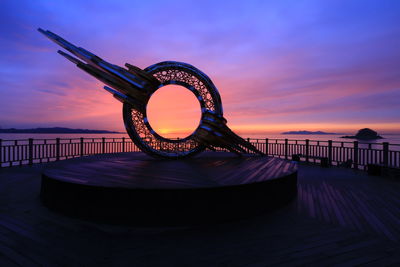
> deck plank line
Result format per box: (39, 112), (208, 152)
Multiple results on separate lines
(357, 190), (400, 240)
(349, 191), (396, 240)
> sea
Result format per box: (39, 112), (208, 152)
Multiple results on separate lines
(1, 133), (400, 145)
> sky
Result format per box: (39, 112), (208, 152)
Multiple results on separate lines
(0, 0), (399, 135)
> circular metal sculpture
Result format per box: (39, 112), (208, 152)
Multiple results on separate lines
(39, 28), (263, 158)
(123, 61), (222, 158)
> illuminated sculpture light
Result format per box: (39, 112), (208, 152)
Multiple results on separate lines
(39, 28), (264, 158)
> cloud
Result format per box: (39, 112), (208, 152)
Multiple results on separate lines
(0, 0), (399, 133)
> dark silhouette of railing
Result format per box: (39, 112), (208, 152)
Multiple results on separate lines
(0, 137), (399, 170)
(246, 138), (400, 170)
(0, 137), (138, 167)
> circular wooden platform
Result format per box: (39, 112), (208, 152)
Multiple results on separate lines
(41, 152), (297, 225)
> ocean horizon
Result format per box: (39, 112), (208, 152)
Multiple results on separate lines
(1, 132), (400, 145)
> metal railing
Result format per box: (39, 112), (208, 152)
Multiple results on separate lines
(247, 138), (400, 170)
(0, 137), (139, 167)
(0, 137), (399, 170)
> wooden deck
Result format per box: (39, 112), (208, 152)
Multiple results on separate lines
(297, 166), (400, 242)
(1, 154), (400, 266)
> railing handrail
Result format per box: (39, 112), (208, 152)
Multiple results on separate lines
(1, 137), (399, 169)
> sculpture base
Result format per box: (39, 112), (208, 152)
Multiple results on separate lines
(41, 152), (297, 225)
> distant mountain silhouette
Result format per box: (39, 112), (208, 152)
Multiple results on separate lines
(282, 130), (337, 135)
(0, 127), (120, 134)
(341, 128), (383, 140)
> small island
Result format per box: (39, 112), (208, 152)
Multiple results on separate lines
(0, 127), (120, 134)
(341, 128), (383, 140)
(281, 130), (337, 135)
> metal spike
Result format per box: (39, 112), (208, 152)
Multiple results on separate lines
(103, 86), (144, 110)
(57, 50), (82, 65)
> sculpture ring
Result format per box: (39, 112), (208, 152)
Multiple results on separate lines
(123, 61), (223, 158)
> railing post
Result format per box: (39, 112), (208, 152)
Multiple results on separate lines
(328, 140), (332, 166)
(15, 140), (19, 166)
(305, 139), (309, 162)
(56, 138), (60, 161)
(80, 137), (84, 157)
(353, 141), (359, 169)
(28, 138), (33, 165)
(0, 139), (2, 167)
(284, 139), (288, 159)
(265, 138), (268, 155)
(122, 137), (126, 153)
(247, 138), (250, 153)
(383, 142), (389, 166)
(102, 137), (106, 154)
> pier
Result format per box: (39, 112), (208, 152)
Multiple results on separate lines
(1, 157), (400, 265)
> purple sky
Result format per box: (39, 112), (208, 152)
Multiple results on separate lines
(1, 0), (399, 134)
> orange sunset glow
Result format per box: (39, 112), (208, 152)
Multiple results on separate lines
(146, 85), (202, 138)
(1, 1), (399, 136)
